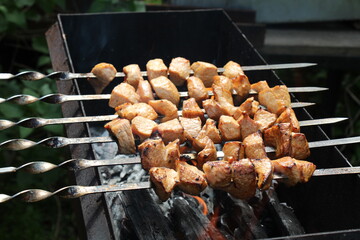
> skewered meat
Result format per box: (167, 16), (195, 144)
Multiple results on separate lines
(229, 159), (257, 200)
(150, 76), (180, 106)
(179, 117), (202, 142)
(123, 64), (143, 89)
(139, 139), (180, 171)
(258, 85), (291, 115)
(187, 76), (209, 104)
(276, 107), (300, 132)
(104, 118), (136, 154)
(202, 98), (226, 121)
(290, 132), (310, 159)
(197, 137), (217, 168)
(149, 167), (179, 202)
(272, 157), (316, 186)
(254, 108), (277, 132)
(89, 62), (117, 94)
(131, 116), (158, 141)
(148, 99), (178, 122)
(223, 141), (245, 163)
(176, 160), (208, 195)
(213, 75), (232, 92)
(223, 61), (251, 100)
(137, 79), (154, 103)
(169, 57), (190, 86)
(238, 113), (261, 140)
(154, 118), (185, 144)
(242, 131), (267, 159)
(191, 61), (218, 87)
(251, 80), (270, 93)
(251, 158), (273, 190)
(182, 98), (205, 121)
(115, 102), (158, 121)
(146, 58), (168, 80)
(222, 61), (245, 79)
(109, 82), (140, 108)
(203, 161), (232, 189)
(218, 115), (241, 141)
(193, 118), (222, 150)
(212, 84), (237, 116)
(233, 97), (260, 120)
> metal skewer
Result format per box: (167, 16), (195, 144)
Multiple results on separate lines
(0, 63), (317, 81)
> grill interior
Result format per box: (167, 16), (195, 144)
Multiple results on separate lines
(46, 9), (360, 239)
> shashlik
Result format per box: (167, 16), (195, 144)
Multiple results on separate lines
(88, 62), (117, 94)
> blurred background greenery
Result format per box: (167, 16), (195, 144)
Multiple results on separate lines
(0, 0), (359, 239)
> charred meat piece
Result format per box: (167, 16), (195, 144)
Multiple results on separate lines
(154, 118), (185, 144)
(272, 157), (316, 186)
(104, 118), (136, 154)
(202, 98), (226, 121)
(150, 76), (180, 106)
(222, 60), (245, 79)
(238, 113), (261, 140)
(290, 132), (310, 159)
(229, 159), (257, 200)
(242, 131), (267, 159)
(182, 98), (205, 121)
(109, 82), (140, 108)
(276, 107), (300, 133)
(213, 84), (237, 116)
(197, 137), (217, 168)
(169, 57), (190, 86)
(149, 167), (179, 202)
(258, 85), (291, 115)
(115, 102), (158, 121)
(89, 62), (117, 94)
(187, 76), (209, 104)
(233, 97), (260, 119)
(264, 123), (292, 158)
(148, 99), (178, 122)
(146, 58), (168, 80)
(222, 141), (245, 163)
(218, 115), (241, 141)
(137, 79), (154, 103)
(213, 75), (233, 92)
(191, 61), (218, 87)
(193, 118), (222, 150)
(203, 161), (232, 189)
(254, 108), (277, 132)
(176, 160), (208, 195)
(250, 158), (273, 190)
(179, 117), (202, 142)
(251, 80), (270, 93)
(223, 61), (251, 100)
(131, 116), (158, 141)
(123, 64), (143, 89)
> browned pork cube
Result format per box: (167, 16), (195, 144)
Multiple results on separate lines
(242, 131), (267, 159)
(250, 158), (273, 190)
(182, 98), (205, 121)
(193, 118), (222, 150)
(222, 61), (245, 79)
(202, 98), (226, 121)
(187, 76), (209, 104)
(264, 123), (291, 158)
(203, 161), (232, 189)
(169, 57), (190, 86)
(223, 141), (245, 163)
(229, 159), (257, 200)
(276, 107), (300, 133)
(149, 167), (179, 202)
(176, 161), (208, 195)
(219, 115), (241, 141)
(272, 157), (316, 186)
(237, 97), (260, 118)
(146, 58), (167, 80)
(290, 132), (310, 159)
(191, 61), (218, 87)
(150, 76), (180, 106)
(197, 137), (217, 168)
(179, 117), (202, 142)
(213, 84), (237, 116)
(89, 62), (117, 94)
(148, 99), (178, 122)
(232, 74), (251, 100)
(213, 75), (232, 92)
(136, 79), (154, 103)
(258, 85), (291, 115)
(238, 114), (261, 140)
(254, 108), (277, 132)
(115, 102), (158, 121)
(104, 118), (135, 154)
(155, 118), (184, 144)
(251, 80), (270, 93)
(109, 83), (140, 108)
(123, 64), (143, 89)
(131, 116), (158, 141)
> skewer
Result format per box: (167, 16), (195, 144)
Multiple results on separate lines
(0, 102), (327, 130)
(0, 63), (317, 81)
(0, 165), (359, 203)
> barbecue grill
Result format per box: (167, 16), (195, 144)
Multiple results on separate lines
(1, 9), (360, 239)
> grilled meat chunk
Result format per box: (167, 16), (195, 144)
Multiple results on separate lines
(187, 76), (209, 104)
(219, 115), (241, 141)
(254, 108), (277, 132)
(115, 102), (158, 121)
(290, 132), (310, 159)
(222, 61), (245, 79)
(169, 57), (190, 86)
(276, 107), (300, 133)
(109, 82), (140, 108)
(149, 167), (179, 202)
(242, 131), (267, 159)
(176, 160), (208, 195)
(213, 84), (237, 116)
(202, 98), (226, 121)
(233, 97), (260, 119)
(272, 157), (316, 186)
(146, 58), (168, 80)
(250, 158), (273, 190)
(213, 75), (233, 92)
(155, 118), (184, 144)
(223, 141), (245, 163)
(182, 98), (205, 121)
(264, 123), (291, 158)
(251, 80), (270, 93)
(223, 61), (251, 100)
(150, 76), (180, 106)
(258, 85), (291, 115)
(104, 118), (136, 154)
(203, 161), (232, 189)
(229, 159), (257, 200)
(193, 118), (222, 150)
(148, 99), (178, 122)
(179, 117), (202, 142)
(89, 62), (117, 94)
(197, 138), (217, 168)
(136, 79), (154, 103)
(191, 61), (218, 87)
(238, 113), (261, 140)
(131, 116), (158, 141)
(123, 64), (143, 89)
